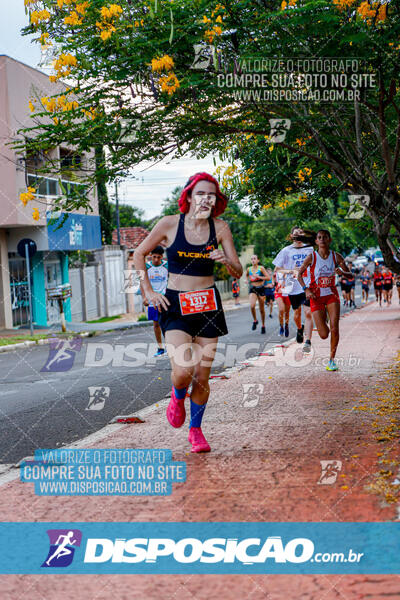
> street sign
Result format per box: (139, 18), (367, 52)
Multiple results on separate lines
(17, 238), (37, 259)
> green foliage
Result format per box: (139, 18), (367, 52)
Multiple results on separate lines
(19, 0), (400, 271)
(110, 203), (146, 228)
(161, 186), (181, 216)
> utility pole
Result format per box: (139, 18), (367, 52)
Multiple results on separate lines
(115, 180), (121, 246)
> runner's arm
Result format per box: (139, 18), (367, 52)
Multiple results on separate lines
(210, 221), (243, 278)
(133, 217), (172, 310)
(258, 265), (271, 281)
(297, 254), (312, 288)
(334, 253), (352, 276)
(274, 267), (296, 274)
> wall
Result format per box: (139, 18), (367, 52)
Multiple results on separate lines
(69, 246), (126, 322)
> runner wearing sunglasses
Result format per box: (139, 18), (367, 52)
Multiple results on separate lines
(134, 173), (242, 453)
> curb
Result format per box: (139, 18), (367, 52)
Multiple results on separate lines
(0, 331), (91, 354)
(0, 302), (249, 355)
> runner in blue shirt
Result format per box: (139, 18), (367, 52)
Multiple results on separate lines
(146, 246), (169, 356)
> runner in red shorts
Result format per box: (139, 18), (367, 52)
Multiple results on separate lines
(298, 229), (351, 371)
(274, 271), (291, 337)
(373, 267), (383, 306)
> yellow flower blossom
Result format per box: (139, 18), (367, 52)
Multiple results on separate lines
(20, 187), (36, 206)
(29, 100), (35, 113)
(263, 203), (272, 209)
(269, 145), (274, 152)
(204, 29), (216, 42)
(333, 0), (356, 8)
(39, 32), (50, 46)
(75, 1), (89, 16)
(160, 72), (180, 95)
(281, 1), (287, 9)
(30, 9), (51, 25)
(213, 25), (222, 35)
(215, 15), (223, 23)
(151, 55), (174, 72)
(101, 4), (122, 20)
(100, 29), (113, 41)
(202, 15), (211, 23)
(32, 208), (40, 221)
(64, 11), (83, 26)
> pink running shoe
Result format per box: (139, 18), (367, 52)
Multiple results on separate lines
(188, 427), (211, 453)
(166, 389), (187, 428)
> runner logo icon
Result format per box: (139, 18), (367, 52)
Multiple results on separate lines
(41, 337), (83, 372)
(41, 529), (82, 568)
(318, 460), (342, 485)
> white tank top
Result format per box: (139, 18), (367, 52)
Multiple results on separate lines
(309, 250), (337, 297)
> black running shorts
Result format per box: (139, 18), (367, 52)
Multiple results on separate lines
(289, 292), (306, 310)
(249, 285), (265, 297)
(159, 286), (228, 339)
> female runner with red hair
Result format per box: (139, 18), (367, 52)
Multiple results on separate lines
(134, 173), (243, 453)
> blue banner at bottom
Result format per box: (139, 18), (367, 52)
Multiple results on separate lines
(0, 522), (398, 574)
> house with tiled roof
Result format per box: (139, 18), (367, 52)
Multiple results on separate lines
(112, 227), (150, 248)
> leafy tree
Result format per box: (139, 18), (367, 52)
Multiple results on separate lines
(110, 202), (146, 228)
(161, 186), (181, 216)
(19, 0), (400, 272)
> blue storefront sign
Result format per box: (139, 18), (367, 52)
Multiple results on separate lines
(47, 213), (102, 251)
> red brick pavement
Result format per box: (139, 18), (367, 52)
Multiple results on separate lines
(0, 301), (399, 599)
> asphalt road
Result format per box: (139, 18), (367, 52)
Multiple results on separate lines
(0, 286), (363, 465)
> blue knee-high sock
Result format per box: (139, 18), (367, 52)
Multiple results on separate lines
(173, 386), (187, 400)
(190, 399), (207, 428)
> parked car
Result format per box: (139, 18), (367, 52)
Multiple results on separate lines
(374, 250), (384, 265)
(345, 249), (360, 262)
(352, 256), (369, 269)
(364, 247), (378, 261)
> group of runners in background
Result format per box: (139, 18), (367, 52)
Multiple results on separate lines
(245, 239), (400, 349)
(244, 227), (351, 371)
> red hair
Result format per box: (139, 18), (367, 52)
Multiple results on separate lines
(178, 172), (228, 217)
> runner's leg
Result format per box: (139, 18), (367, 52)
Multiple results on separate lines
(165, 329), (194, 428)
(249, 292), (258, 329)
(188, 336), (219, 452)
(312, 309), (330, 340)
(303, 305), (313, 346)
(326, 301), (340, 360)
(276, 297), (285, 334)
(153, 321), (163, 349)
(258, 294), (266, 329)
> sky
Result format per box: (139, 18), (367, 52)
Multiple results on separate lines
(0, 1), (217, 218)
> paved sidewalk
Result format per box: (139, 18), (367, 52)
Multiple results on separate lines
(0, 302), (399, 598)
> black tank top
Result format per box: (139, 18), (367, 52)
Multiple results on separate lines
(166, 214), (217, 277)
